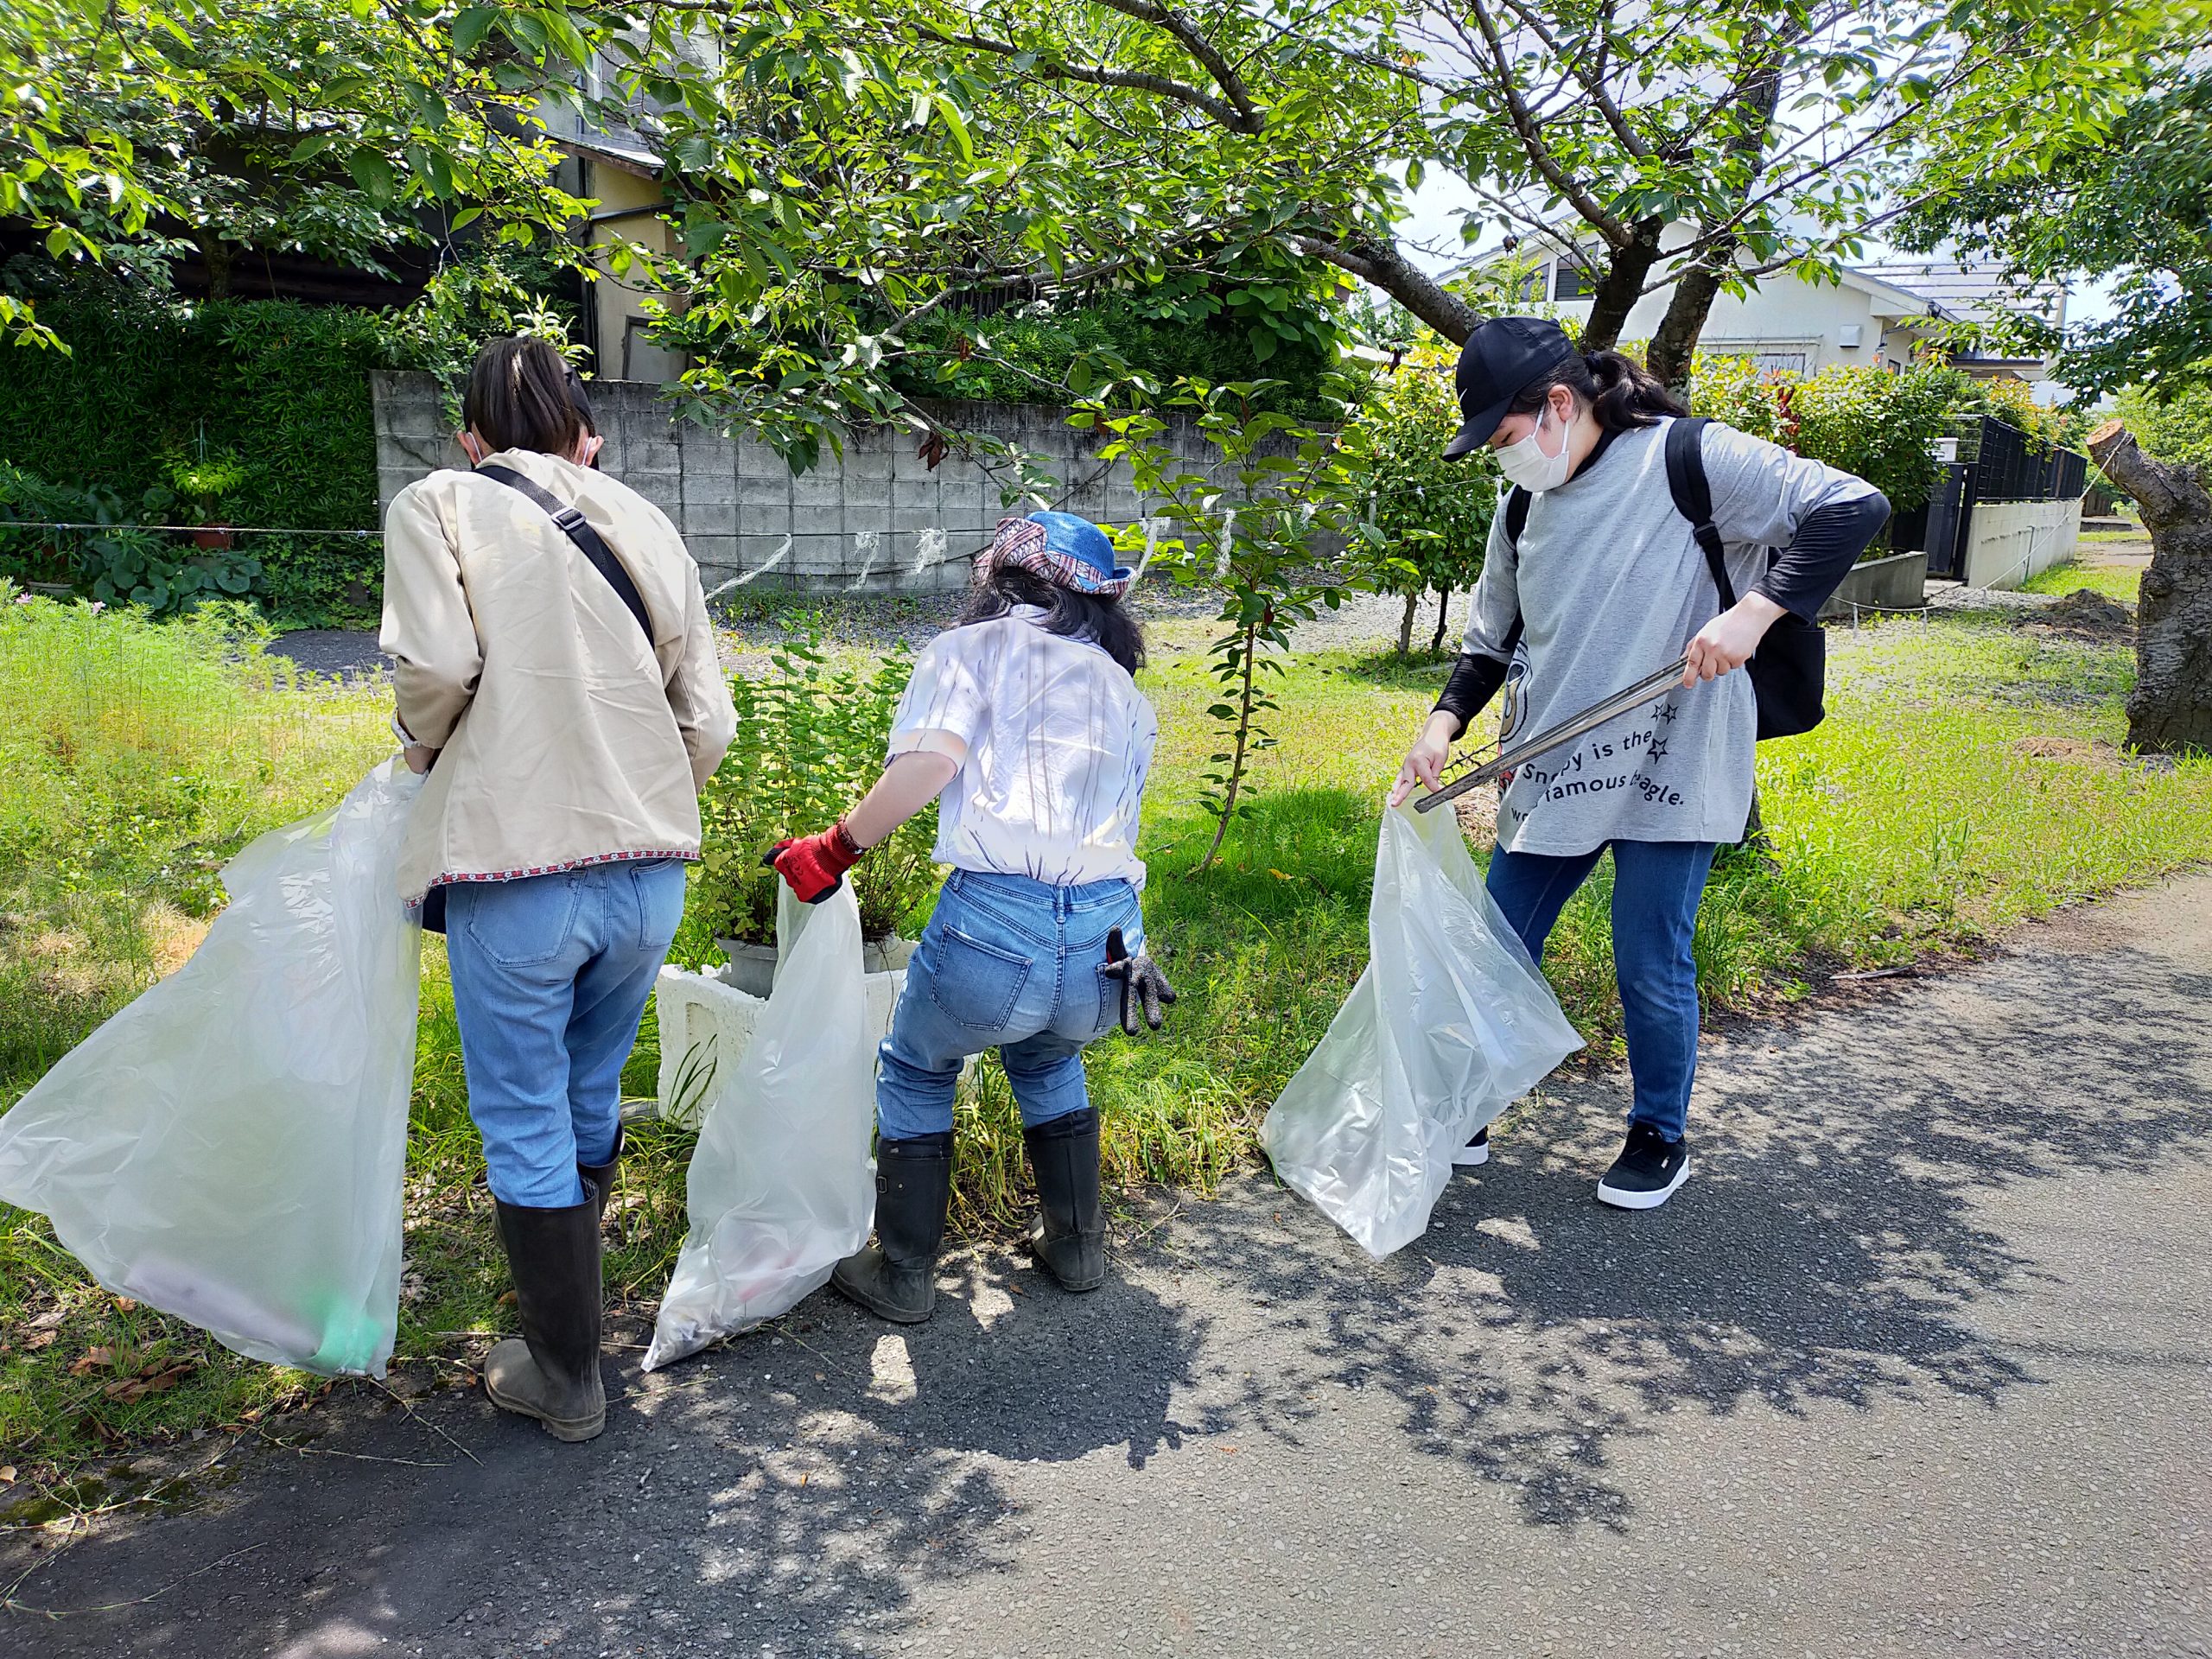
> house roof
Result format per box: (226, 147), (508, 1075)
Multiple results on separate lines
(1854, 258), (2066, 328)
(548, 128), (664, 181)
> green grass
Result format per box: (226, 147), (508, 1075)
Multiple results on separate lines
(2020, 560), (2144, 602)
(0, 591), (392, 1502)
(6, 598), (2212, 1499)
(2076, 528), (2146, 543)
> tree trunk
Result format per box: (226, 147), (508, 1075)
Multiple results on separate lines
(2089, 421), (2212, 754)
(1430, 586), (1452, 653)
(1579, 218), (1665, 353)
(193, 229), (233, 301)
(1398, 589), (1419, 656)
(1644, 33), (1787, 390)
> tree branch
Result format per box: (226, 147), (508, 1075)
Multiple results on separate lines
(1452, 0), (1629, 245)
(908, 23), (1256, 130)
(1088, 0), (1266, 132)
(1293, 232), (1482, 342)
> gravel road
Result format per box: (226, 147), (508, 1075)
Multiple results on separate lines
(6, 874), (2208, 1659)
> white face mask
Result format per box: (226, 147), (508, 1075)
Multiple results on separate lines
(1494, 401), (1578, 493)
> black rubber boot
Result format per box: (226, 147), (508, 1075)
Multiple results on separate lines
(831, 1134), (952, 1324)
(485, 1185), (607, 1442)
(579, 1124), (624, 1229)
(1025, 1108), (1107, 1293)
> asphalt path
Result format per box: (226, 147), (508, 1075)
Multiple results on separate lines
(5, 878), (2209, 1659)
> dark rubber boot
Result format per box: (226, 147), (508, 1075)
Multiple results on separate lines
(579, 1124), (624, 1229)
(1025, 1108), (1107, 1293)
(832, 1134), (952, 1324)
(485, 1185), (607, 1442)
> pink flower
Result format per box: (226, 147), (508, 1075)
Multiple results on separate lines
(11, 594), (29, 606)
(87, 601), (105, 613)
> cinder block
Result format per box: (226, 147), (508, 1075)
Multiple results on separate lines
(629, 472), (683, 516)
(683, 501), (739, 537)
(789, 532), (849, 577)
(688, 534), (740, 576)
(625, 440), (681, 475)
(682, 466), (742, 507)
(791, 472), (842, 508)
(843, 502), (889, 534)
(736, 498), (795, 539)
(791, 500), (842, 538)
(891, 480), (942, 509)
(737, 436), (792, 479)
(845, 449), (894, 485)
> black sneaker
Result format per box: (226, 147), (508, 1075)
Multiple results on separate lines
(1452, 1126), (1491, 1168)
(1596, 1122), (1690, 1210)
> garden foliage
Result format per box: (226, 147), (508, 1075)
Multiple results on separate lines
(690, 625), (938, 948)
(1084, 380), (1357, 872)
(1338, 350), (1500, 653)
(2117, 385), (2212, 478)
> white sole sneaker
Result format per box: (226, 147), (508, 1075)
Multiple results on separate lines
(1596, 1154), (1691, 1210)
(1451, 1141), (1491, 1167)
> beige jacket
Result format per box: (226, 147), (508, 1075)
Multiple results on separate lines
(379, 449), (737, 904)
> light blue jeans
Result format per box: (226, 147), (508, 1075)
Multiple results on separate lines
(876, 868), (1142, 1141)
(443, 859), (688, 1208)
(1484, 839), (1718, 1142)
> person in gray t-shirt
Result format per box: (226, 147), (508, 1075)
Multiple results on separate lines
(1389, 318), (1887, 1211)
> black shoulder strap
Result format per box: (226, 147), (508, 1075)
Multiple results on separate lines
(1500, 486), (1531, 652)
(1504, 485), (1531, 546)
(1665, 416), (1738, 610)
(475, 464), (654, 643)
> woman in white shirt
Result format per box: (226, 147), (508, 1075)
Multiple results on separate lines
(769, 512), (1173, 1323)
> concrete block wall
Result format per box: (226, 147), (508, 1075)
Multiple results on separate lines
(1959, 498), (2082, 591)
(372, 371), (1217, 596)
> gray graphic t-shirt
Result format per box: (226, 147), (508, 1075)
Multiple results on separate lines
(1463, 417), (1879, 856)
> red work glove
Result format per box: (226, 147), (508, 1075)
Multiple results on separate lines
(764, 821), (863, 904)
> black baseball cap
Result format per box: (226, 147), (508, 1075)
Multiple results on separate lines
(1441, 316), (1578, 460)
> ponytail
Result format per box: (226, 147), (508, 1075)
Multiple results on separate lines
(1506, 348), (1688, 434)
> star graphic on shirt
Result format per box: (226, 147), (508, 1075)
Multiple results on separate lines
(1648, 738), (1669, 761)
(1656, 702), (1681, 724)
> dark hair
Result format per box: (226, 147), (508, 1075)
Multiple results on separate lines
(1508, 349), (1688, 433)
(957, 563), (1147, 677)
(462, 336), (588, 456)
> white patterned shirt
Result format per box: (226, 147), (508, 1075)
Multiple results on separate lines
(888, 608), (1157, 887)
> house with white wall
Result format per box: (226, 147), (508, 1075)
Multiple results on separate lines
(1488, 235), (2063, 386)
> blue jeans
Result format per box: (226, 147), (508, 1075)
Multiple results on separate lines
(1484, 840), (1717, 1141)
(876, 868), (1142, 1142)
(444, 859), (688, 1208)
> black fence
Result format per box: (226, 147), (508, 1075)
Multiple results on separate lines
(1904, 416), (2088, 579)
(1967, 415), (2088, 504)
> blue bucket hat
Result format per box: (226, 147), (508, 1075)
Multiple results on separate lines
(987, 511), (1133, 598)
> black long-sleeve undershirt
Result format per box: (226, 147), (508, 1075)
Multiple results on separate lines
(1749, 490), (1891, 620)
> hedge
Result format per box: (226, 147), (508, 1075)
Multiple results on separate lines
(0, 296), (390, 623)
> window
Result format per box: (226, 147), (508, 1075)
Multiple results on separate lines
(1553, 260), (1597, 301)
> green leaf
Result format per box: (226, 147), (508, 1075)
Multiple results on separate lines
(347, 151), (397, 207)
(450, 6), (498, 57)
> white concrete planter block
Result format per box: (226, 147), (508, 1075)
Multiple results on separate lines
(651, 945), (910, 1128)
(714, 934), (914, 999)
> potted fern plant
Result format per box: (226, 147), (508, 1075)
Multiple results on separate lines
(167, 452), (250, 550)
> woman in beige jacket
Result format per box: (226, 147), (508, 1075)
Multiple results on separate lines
(380, 337), (735, 1443)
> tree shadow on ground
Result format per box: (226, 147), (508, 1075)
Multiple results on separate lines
(1166, 921), (2212, 1534)
(1, 1249), (1202, 1656)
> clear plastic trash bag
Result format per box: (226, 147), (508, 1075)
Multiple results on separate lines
(0, 760), (424, 1375)
(643, 880), (876, 1371)
(1261, 804), (1582, 1259)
